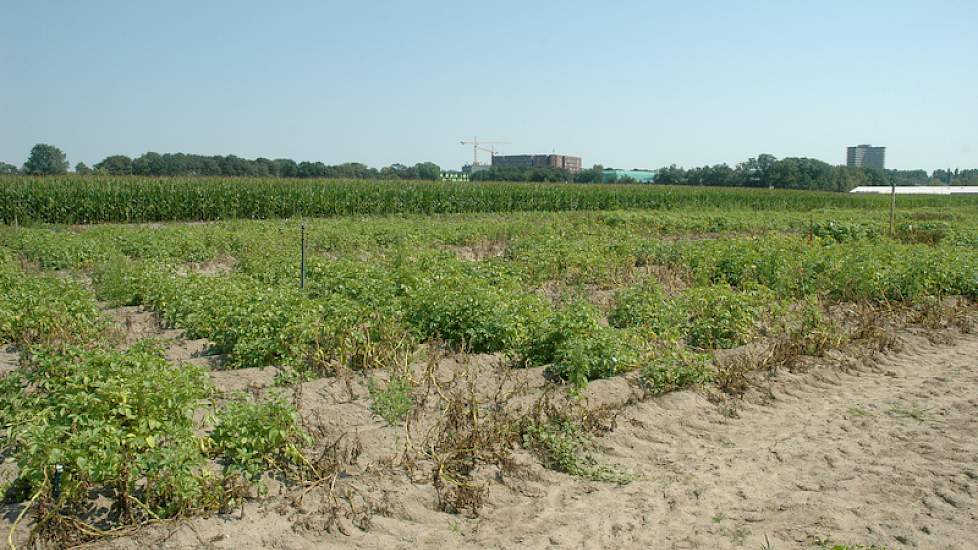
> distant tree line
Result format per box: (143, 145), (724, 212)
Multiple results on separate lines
(1, 144), (442, 180)
(655, 154), (877, 192)
(932, 168), (978, 186)
(469, 165), (604, 184)
(4, 144), (978, 190)
(90, 152), (442, 180)
(654, 154), (978, 191)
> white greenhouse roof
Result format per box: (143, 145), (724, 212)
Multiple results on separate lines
(849, 186), (978, 195)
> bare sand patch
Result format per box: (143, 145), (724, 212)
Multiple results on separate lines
(108, 306), (218, 365)
(0, 347), (17, 378)
(58, 331), (977, 550)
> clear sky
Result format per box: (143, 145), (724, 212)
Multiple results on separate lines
(2, 0), (976, 171)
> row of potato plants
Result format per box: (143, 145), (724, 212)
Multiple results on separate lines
(3, 204), (975, 275)
(5, 214), (977, 388)
(7, 214), (973, 387)
(639, 235), (978, 302)
(0, 250), (311, 540)
(88, 231), (971, 390)
(0, 248), (106, 347)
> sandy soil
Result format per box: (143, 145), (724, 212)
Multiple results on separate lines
(80, 331), (976, 550)
(109, 306), (222, 367)
(4, 312), (977, 550)
(0, 347), (17, 378)
(448, 241), (508, 262)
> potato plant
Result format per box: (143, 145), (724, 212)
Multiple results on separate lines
(521, 299), (602, 365)
(607, 279), (678, 335)
(546, 327), (642, 387)
(641, 342), (713, 394)
(367, 373), (414, 425)
(0, 343), (313, 535)
(401, 264), (542, 353)
(675, 284), (769, 349)
(0, 251), (106, 347)
(210, 391), (311, 484)
(0, 343), (222, 520)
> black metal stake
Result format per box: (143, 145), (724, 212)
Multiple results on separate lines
(300, 224), (306, 289)
(53, 464), (64, 501)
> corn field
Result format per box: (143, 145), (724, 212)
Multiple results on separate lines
(3, 175), (975, 224)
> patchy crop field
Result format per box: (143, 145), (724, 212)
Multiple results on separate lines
(2, 184), (978, 549)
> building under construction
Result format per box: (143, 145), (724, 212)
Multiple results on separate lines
(492, 154), (583, 174)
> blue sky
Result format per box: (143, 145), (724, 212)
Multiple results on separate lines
(2, 0), (976, 171)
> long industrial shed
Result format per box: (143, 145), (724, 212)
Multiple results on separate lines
(850, 186), (978, 195)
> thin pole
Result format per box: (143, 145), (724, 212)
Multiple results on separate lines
(300, 223), (306, 289)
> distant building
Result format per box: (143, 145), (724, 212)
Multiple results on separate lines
(850, 186), (978, 195)
(846, 145), (886, 170)
(492, 154), (583, 174)
(602, 169), (656, 183)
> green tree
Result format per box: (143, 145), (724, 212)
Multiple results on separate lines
(132, 152), (165, 175)
(22, 143), (69, 175)
(886, 169), (928, 186)
(297, 161), (327, 178)
(0, 162), (18, 174)
(75, 162), (92, 175)
(654, 165), (686, 184)
(219, 155), (254, 176)
(574, 166), (603, 183)
(413, 161), (441, 180)
(735, 153), (777, 187)
(253, 157), (274, 177)
(325, 162), (377, 179)
(272, 158), (298, 177)
(95, 155), (134, 175)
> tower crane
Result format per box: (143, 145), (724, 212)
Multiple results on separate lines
(460, 137), (509, 167)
